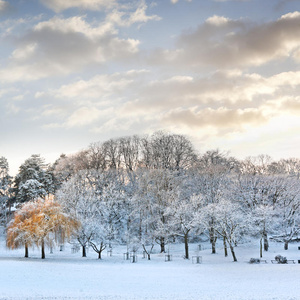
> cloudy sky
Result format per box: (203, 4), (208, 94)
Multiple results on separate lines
(1, 0), (300, 174)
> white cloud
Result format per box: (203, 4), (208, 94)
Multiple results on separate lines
(33, 15), (114, 38)
(65, 107), (103, 128)
(105, 1), (161, 28)
(36, 70), (149, 130)
(280, 11), (300, 19)
(293, 47), (300, 62)
(0, 0), (7, 10)
(37, 68), (300, 135)
(11, 43), (37, 61)
(150, 12), (300, 69)
(0, 0), (162, 84)
(206, 15), (231, 26)
(117, 68), (300, 140)
(0, 16), (140, 82)
(0, 88), (9, 98)
(213, 0), (249, 2)
(40, 0), (116, 12)
(6, 103), (20, 114)
(170, 0), (192, 3)
(52, 70), (148, 99)
(40, 0), (161, 27)
(163, 107), (267, 130)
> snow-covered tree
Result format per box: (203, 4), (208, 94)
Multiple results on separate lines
(145, 131), (197, 171)
(132, 169), (180, 253)
(56, 170), (97, 257)
(233, 173), (295, 252)
(57, 169), (128, 258)
(0, 157), (12, 226)
(89, 180), (127, 259)
(205, 199), (246, 262)
(166, 193), (204, 259)
(194, 154), (232, 254)
(252, 204), (279, 258)
(13, 155), (54, 204)
(274, 177), (300, 250)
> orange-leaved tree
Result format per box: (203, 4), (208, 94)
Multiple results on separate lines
(6, 201), (38, 257)
(7, 196), (79, 259)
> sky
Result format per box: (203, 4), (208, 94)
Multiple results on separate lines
(1, 0), (300, 175)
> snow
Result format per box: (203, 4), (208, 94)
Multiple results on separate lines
(0, 238), (299, 300)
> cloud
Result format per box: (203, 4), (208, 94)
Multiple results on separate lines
(40, 0), (161, 27)
(29, 66), (300, 147)
(213, 0), (249, 2)
(0, 16), (140, 82)
(0, 0), (8, 11)
(122, 69), (300, 115)
(40, 0), (116, 12)
(150, 12), (300, 69)
(43, 106), (116, 130)
(0, 0), (13, 16)
(52, 69), (149, 100)
(106, 1), (161, 27)
(0, 0), (162, 83)
(36, 70), (149, 130)
(65, 107), (103, 128)
(162, 107), (267, 130)
(118, 68), (300, 138)
(170, 0), (192, 3)
(277, 96), (300, 112)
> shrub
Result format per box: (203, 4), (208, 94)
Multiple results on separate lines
(275, 255), (287, 264)
(249, 258), (261, 264)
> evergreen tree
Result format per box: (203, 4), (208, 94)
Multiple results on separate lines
(0, 157), (12, 225)
(13, 154), (54, 204)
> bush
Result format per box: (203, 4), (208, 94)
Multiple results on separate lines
(249, 258), (260, 264)
(275, 255), (287, 264)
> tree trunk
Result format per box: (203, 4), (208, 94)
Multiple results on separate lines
(223, 236), (228, 257)
(263, 232), (269, 251)
(209, 226), (217, 254)
(25, 244), (29, 258)
(160, 237), (165, 253)
(184, 233), (189, 259)
(82, 245), (87, 257)
(211, 239), (216, 254)
(260, 238), (263, 258)
(229, 244), (237, 262)
(41, 239), (45, 259)
(142, 244), (152, 260)
(284, 241), (289, 250)
(98, 251), (101, 259)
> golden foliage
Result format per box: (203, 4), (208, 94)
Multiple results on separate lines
(6, 196), (80, 250)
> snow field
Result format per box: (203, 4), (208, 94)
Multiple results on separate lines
(0, 240), (299, 300)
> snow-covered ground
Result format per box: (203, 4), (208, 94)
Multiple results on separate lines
(0, 238), (299, 300)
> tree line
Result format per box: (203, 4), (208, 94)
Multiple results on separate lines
(1, 132), (300, 261)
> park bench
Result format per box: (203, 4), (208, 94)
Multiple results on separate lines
(287, 260), (295, 264)
(249, 258), (266, 264)
(271, 259), (295, 264)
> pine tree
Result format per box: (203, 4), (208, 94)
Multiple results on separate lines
(13, 154), (54, 204)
